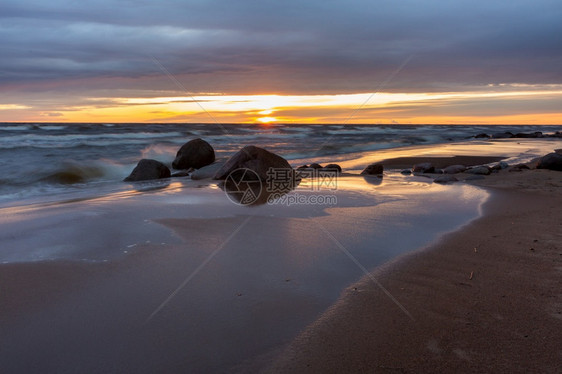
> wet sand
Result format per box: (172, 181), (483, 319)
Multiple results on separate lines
(267, 168), (562, 373)
(0, 173), (487, 373)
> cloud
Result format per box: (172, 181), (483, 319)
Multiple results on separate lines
(0, 0), (561, 98)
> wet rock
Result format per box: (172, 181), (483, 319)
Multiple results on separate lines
(434, 175), (458, 184)
(124, 159), (171, 182)
(465, 166), (491, 175)
(171, 170), (192, 178)
(190, 162), (225, 180)
(213, 145), (292, 181)
(443, 165), (466, 174)
(361, 163), (384, 175)
(401, 169), (412, 175)
(474, 133), (490, 139)
(536, 153), (562, 171)
(514, 132), (543, 138)
(413, 162), (435, 173)
(172, 138), (215, 170)
(491, 161), (509, 171)
(309, 163), (323, 169)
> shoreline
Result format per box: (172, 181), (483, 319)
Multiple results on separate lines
(1, 140), (561, 372)
(266, 168), (562, 373)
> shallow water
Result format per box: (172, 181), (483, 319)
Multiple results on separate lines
(1, 123), (560, 204)
(0, 173), (488, 373)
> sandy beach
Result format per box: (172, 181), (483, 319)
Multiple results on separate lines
(1, 138), (561, 373)
(268, 168), (562, 373)
(3, 0), (562, 371)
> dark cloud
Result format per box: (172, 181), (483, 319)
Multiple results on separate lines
(1, 0), (561, 95)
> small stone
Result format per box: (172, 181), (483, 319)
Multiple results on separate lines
(465, 166), (491, 175)
(322, 164), (342, 173)
(361, 163), (384, 175)
(443, 165), (466, 174)
(413, 162), (434, 173)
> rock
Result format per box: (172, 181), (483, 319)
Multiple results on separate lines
(400, 169), (412, 175)
(434, 175), (458, 184)
(190, 162), (225, 180)
(124, 159), (171, 182)
(413, 162), (435, 173)
(322, 164), (342, 173)
(474, 133), (490, 139)
(443, 165), (466, 174)
(536, 153), (562, 171)
(297, 165), (309, 170)
(309, 163), (323, 169)
(213, 145), (292, 181)
(171, 170), (191, 178)
(491, 161), (509, 171)
(491, 132), (514, 139)
(361, 163), (384, 175)
(514, 132), (543, 138)
(172, 138), (215, 170)
(465, 166), (491, 175)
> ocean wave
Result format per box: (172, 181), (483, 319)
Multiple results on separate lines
(0, 125), (32, 131)
(0, 132), (185, 149)
(23, 159), (134, 186)
(140, 144), (178, 161)
(36, 125), (67, 131)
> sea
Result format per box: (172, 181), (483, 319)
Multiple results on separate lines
(0, 122), (560, 206)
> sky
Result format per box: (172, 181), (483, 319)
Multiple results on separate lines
(1, 0), (561, 124)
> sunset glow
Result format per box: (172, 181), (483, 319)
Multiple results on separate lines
(3, 87), (562, 124)
(1, 1), (561, 125)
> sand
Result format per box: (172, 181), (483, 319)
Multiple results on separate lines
(267, 168), (562, 373)
(2, 148), (561, 373)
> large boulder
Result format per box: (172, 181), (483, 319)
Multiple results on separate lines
(124, 159), (171, 182)
(172, 138), (215, 170)
(361, 163), (384, 175)
(537, 153), (562, 171)
(213, 145), (292, 181)
(190, 161), (225, 180)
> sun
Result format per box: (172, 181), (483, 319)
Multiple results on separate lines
(257, 116), (277, 124)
